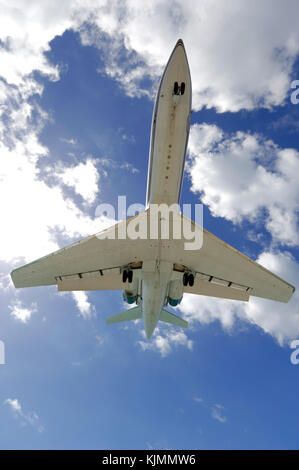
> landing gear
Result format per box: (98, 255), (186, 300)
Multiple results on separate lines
(122, 269), (133, 283)
(183, 272), (194, 287)
(173, 81), (185, 95)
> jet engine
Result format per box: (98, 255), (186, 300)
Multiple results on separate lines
(122, 276), (139, 305)
(122, 289), (138, 305)
(167, 279), (183, 306)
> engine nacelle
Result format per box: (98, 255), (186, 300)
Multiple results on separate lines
(123, 276), (138, 304)
(123, 290), (138, 304)
(122, 275), (139, 304)
(167, 279), (183, 307)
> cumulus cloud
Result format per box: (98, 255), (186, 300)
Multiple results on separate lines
(71, 291), (95, 319)
(57, 158), (100, 205)
(181, 123), (299, 348)
(78, 0), (299, 112)
(4, 398), (44, 433)
(8, 300), (38, 323)
(187, 123), (299, 246)
(139, 327), (193, 357)
(1, 1), (299, 114)
(0, 136), (113, 265)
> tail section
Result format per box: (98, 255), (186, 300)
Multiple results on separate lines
(106, 305), (142, 324)
(159, 309), (188, 329)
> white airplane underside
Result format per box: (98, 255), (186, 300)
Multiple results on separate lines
(11, 40), (295, 339)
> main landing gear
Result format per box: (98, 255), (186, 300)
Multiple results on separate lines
(122, 269), (133, 283)
(183, 272), (194, 287)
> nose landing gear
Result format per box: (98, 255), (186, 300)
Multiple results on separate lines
(173, 81), (185, 96)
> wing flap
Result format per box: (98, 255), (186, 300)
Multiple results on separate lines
(183, 278), (250, 301)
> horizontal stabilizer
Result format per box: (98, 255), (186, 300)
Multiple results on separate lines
(106, 306), (142, 324)
(160, 309), (188, 329)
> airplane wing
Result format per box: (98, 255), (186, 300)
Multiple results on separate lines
(11, 213), (157, 289)
(169, 218), (295, 303)
(11, 210), (295, 303)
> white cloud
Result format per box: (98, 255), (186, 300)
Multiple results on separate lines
(180, 251), (299, 346)
(243, 252), (299, 346)
(139, 327), (193, 357)
(0, 1), (75, 87)
(71, 291), (95, 319)
(98, 157), (139, 175)
(78, 0), (299, 112)
(0, 273), (13, 290)
(211, 404), (227, 423)
(8, 300), (37, 323)
(193, 397), (204, 403)
(187, 123), (299, 246)
(4, 397), (44, 433)
(57, 158), (100, 205)
(193, 396), (227, 423)
(1, 1), (299, 114)
(60, 137), (77, 145)
(0, 132), (113, 266)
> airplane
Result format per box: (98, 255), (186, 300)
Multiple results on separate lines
(11, 39), (295, 339)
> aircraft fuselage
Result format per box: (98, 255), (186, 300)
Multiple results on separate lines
(140, 39), (192, 338)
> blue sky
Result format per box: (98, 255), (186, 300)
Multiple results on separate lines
(0, 1), (299, 450)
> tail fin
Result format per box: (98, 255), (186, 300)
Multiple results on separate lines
(160, 309), (188, 329)
(106, 305), (142, 324)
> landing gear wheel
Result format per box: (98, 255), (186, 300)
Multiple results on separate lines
(174, 81), (179, 95)
(183, 272), (189, 287)
(183, 272), (194, 287)
(180, 82), (185, 95)
(128, 270), (133, 283)
(122, 270), (128, 283)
